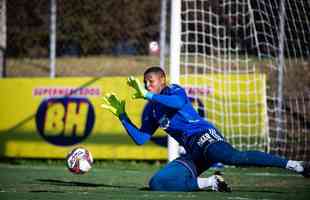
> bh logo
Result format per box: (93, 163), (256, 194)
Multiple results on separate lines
(36, 97), (95, 146)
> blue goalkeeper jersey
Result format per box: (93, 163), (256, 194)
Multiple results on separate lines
(119, 84), (225, 149)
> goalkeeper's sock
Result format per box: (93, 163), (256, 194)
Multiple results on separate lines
(197, 176), (214, 189)
(286, 160), (304, 173)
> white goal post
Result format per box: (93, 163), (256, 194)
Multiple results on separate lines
(168, 0), (310, 161)
(0, 0), (6, 78)
(168, 0), (181, 161)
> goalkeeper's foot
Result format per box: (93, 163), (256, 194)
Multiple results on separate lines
(301, 161), (310, 178)
(211, 171), (232, 192)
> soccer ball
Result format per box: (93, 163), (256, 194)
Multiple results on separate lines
(66, 147), (93, 174)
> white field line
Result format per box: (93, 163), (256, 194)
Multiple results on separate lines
(227, 172), (299, 177)
(228, 197), (273, 200)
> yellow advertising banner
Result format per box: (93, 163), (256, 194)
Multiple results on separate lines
(0, 74), (266, 159)
(0, 77), (167, 159)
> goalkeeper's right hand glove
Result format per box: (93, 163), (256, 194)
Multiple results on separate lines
(101, 93), (126, 118)
(127, 76), (148, 99)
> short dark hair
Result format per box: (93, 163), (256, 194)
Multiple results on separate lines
(144, 66), (166, 78)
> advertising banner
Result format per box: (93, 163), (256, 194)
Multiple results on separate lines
(0, 74), (266, 159)
(0, 77), (167, 159)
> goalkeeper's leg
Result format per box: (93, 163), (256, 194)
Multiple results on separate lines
(148, 158), (199, 192)
(205, 141), (306, 175)
(148, 157), (230, 192)
(301, 161), (310, 177)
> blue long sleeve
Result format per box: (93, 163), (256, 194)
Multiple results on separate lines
(151, 94), (185, 109)
(119, 113), (151, 145)
(145, 87), (186, 109)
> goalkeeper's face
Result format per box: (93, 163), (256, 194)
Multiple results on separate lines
(144, 72), (166, 94)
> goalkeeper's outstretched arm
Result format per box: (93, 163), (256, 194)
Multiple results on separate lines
(101, 93), (155, 145)
(119, 113), (151, 145)
(119, 102), (158, 145)
(146, 91), (186, 109)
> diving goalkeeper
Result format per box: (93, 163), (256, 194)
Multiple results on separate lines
(101, 66), (310, 192)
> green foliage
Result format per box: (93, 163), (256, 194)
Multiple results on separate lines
(8, 0), (161, 57)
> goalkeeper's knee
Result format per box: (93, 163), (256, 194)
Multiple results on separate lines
(148, 160), (198, 192)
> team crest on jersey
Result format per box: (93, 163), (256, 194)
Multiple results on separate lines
(159, 114), (170, 130)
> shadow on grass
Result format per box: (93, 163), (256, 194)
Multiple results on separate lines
(29, 190), (66, 193)
(233, 189), (285, 194)
(36, 179), (139, 189)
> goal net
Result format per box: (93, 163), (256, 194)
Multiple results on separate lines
(170, 0), (310, 160)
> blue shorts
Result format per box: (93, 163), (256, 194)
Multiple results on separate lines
(181, 129), (226, 175)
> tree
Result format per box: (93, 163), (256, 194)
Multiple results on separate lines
(8, 0), (161, 57)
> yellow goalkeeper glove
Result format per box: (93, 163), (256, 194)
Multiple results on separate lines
(101, 93), (126, 118)
(127, 76), (148, 99)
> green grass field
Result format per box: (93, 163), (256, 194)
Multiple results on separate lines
(0, 161), (309, 200)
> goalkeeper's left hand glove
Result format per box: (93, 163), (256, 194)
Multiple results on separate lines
(127, 76), (148, 99)
(101, 93), (126, 118)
